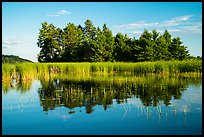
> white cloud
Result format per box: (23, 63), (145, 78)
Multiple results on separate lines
(173, 15), (192, 21)
(114, 21), (159, 29)
(47, 10), (71, 17)
(161, 15), (193, 27)
(114, 15), (193, 29)
(2, 37), (21, 45)
(58, 10), (70, 15)
(180, 24), (202, 34)
(112, 15), (201, 36)
(2, 37), (22, 50)
(168, 29), (181, 32)
(2, 37), (40, 62)
(152, 29), (181, 34)
(129, 31), (143, 34)
(2, 45), (8, 49)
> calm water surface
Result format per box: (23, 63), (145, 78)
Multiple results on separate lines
(2, 76), (202, 135)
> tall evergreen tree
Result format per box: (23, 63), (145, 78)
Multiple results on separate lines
(154, 36), (169, 61)
(37, 22), (62, 62)
(152, 29), (160, 41)
(169, 37), (190, 60)
(138, 29), (154, 61)
(84, 19), (97, 41)
(130, 37), (141, 62)
(74, 26), (87, 62)
(62, 23), (80, 62)
(163, 30), (172, 60)
(151, 29), (160, 61)
(37, 20), (192, 63)
(114, 33), (132, 62)
(90, 27), (106, 62)
(83, 19), (97, 62)
(102, 24), (115, 61)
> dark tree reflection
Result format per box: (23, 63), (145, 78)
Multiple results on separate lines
(37, 76), (200, 114)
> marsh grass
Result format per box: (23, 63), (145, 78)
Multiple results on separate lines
(15, 63), (38, 81)
(2, 63), (16, 80)
(2, 60), (202, 81)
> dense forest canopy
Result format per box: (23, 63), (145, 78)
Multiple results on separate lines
(37, 19), (199, 63)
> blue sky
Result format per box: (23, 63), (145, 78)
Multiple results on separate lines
(2, 2), (202, 62)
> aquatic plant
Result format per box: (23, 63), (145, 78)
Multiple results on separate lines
(2, 63), (16, 80)
(2, 60), (202, 81)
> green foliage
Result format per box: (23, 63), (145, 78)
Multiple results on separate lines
(2, 60), (202, 82)
(61, 23), (84, 62)
(90, 27), (106, 62)
(154, 36), (170, 61)
(2, 55), (33, 63)
(37, 22), (62, 62)
(2, 63), (16, 80)
(114, 33), (132, 61)
(168, 37), (190, 60)
(102, 24), (115, 61)
(37, 19), (194, 63)
(15, 63), (37, 81)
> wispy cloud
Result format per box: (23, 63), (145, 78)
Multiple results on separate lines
(114, 21), (159, 29)
(129, 31), (143, 34)
(114, 15), (193, 29)
(47, 10), (71, 17)
(167, 29), (181, 32)
(180, 24), (202, 34)
(2, 37), (40, 62)
(126, 31), (143, 37)
(2, 37), (21, 45)
(2, 37), (21, 51)
(2, 45), (8, 49)
(112, 15), (201, 37)
(160, 15), (193, 27)
(2, 37), (37, 50)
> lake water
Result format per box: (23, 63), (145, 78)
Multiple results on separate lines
(2, 75), (202, 135)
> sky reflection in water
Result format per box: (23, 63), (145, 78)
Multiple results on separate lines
(2, 76), (202, 135)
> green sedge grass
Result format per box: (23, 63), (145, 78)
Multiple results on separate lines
(2, 60), (202, 81)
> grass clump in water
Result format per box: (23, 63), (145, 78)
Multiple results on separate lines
(2, 60), (202, 81)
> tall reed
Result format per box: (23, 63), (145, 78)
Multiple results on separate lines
(2, 63), (16, 80)
(2, 60), (202, 81)
(15, 63), (37, 81)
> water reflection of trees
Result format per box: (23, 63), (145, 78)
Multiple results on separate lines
(38, 76), (200, 114)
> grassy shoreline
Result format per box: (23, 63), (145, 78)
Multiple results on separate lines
(2, 60), (202, 81)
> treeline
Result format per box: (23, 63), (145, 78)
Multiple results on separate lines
(2, 54), (33, 63)
(37, 19), (194, 62)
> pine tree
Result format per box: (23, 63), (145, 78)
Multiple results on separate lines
(37, 22), (62, 62)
